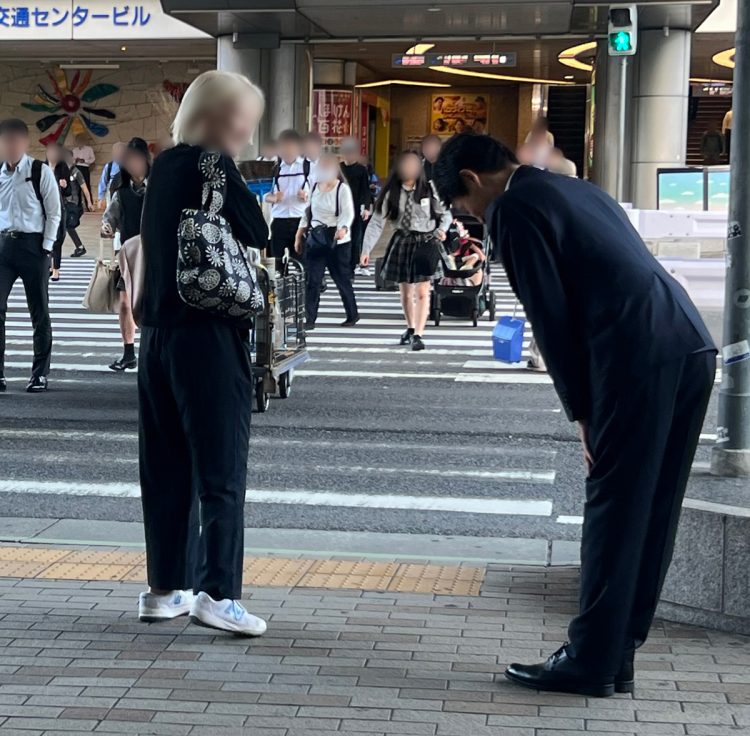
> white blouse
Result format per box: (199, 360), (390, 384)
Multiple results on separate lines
(299, 181), (355, 243)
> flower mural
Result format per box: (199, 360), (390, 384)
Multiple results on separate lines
(22, 68), (118, 145)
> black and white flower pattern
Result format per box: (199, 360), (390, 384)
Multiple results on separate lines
(176, 151), (264, 321)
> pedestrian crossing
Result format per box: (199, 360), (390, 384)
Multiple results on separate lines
(4, 258), (539, 383)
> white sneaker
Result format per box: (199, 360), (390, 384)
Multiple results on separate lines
(190, 591), (267, 637)
(138, 590), (194, 622)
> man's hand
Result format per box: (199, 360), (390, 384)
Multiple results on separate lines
(435, 229), (447, 241)
(297, 188), (309, 203)
(101, 221), (114, 237)
(294, 229), (305, 254)
(361, 209), (370, 221)
(335, 227), (348, 241)
(360, 254), (370, 267)
(578, 420), (594, 474)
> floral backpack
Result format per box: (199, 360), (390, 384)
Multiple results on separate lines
(177, 152), (264, 324)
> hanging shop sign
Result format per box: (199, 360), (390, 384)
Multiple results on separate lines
(0, 0), (209, 40)
(430, 93), (489, 136)
(392, 52), (517, 69)
(312, 89), (354, 150)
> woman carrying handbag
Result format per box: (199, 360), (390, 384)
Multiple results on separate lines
(137, 71), (269, 637)
(295, 153), (359, 331)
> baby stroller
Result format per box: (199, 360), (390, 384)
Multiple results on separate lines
(430, 215), (496, 327)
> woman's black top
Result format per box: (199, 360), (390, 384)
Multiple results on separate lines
(140, 144), (268, 328)
(119, 183), (147, 242)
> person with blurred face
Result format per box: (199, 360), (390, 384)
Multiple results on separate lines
(360, 150), (452, 351)
(44, 143), (70, 279)
(61, 147), (93, 264)
(420, 134), (442, 182)
(0, 118), (62, 392)
(340, 137), (372, 277)
(257, 139), (278, 162)
(137, 70), (269, 637)
(98, 141), (126, 209)
(302, 130), (323, 184)
(71, 132), (95, 203)
(265, 129), (311, 266)
(101, 137), (150, 373)
(295, 152), (358, 329)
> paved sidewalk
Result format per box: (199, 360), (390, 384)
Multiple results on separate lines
(0, 549), (748, 735)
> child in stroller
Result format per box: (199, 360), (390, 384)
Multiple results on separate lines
(439, 219), (486, 287)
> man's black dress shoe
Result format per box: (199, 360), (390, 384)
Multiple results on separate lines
(505, 644), (615, 698)
(25, 376), (48, 393)
(615, 648), (635, 694)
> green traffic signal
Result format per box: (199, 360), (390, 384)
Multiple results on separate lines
(610, 31), (633, 53)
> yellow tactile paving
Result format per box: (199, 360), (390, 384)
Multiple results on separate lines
(0, 545), (485, 596)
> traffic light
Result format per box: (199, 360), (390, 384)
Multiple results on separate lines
(608, 4), (638, 56)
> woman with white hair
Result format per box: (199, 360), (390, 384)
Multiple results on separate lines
(137, 70), (269, 635)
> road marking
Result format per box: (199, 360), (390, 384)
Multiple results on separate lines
(0, 480), (554, 516)
(0, 428), (560, 455)
(556, 515), (584, 524)
(456, 372), (553, 384)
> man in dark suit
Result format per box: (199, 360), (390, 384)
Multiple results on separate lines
(433, 133), (717, 698)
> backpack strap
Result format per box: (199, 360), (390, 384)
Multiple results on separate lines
(306, 182), (318, 227)
(30, 159), (46, 219)
(302, 157), (311, 189)
(271, 161), (281, 191)
(334, 180), (342, 219)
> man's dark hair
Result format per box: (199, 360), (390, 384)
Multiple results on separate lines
(0, 118), (29, 136)
(278, 129), (302, 143)
(432, 132), (518, 205)
(303, 130), (323, 145)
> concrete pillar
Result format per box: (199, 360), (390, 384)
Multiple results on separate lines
(591, 40), (633, 200)
(267, 44), (312, 136)
(216, 36), (263, 159)
(630, 28), (691, 208)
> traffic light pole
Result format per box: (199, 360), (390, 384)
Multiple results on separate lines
(616, 57), (628, 203)
(711, 0), (750, 477)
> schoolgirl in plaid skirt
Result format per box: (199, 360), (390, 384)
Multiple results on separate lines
(360, 151), (452, 351)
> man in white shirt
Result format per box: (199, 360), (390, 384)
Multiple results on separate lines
(0, 118), (61, 393)
(264, 129), (311, 264)
(72, 132), (96, 205)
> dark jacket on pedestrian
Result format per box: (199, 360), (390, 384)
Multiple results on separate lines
(488, 166), (715, 421)
(140, 144), (268, 328)
(340, 161), (372, 213)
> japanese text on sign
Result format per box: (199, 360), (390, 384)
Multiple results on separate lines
(312, 89), (354, 150)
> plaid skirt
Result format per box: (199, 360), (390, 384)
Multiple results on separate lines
(381, 230), (442, 285)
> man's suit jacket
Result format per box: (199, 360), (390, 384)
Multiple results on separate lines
(488, 166), (715, 422)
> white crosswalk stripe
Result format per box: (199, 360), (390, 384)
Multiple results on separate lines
(4, 259), (536, 381)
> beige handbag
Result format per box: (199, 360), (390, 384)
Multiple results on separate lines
(82, 258), (119, 314)
(117, 235), (144, 326)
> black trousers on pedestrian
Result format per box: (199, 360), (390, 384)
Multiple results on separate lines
(78, 166), (92, 206)
(567, 350), (716, 675)
(51, 232), (65, 270)
(0, 233), (52, 379)
(269, 217), (300, 261)
(349, 216), (364, 276)
(138, 320), (253, 600)
(305, 237), (359, 325)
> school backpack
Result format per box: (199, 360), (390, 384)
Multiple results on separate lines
(272, 157), (311, 192)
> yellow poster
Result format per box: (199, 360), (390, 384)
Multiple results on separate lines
(430, 94), (489, 136)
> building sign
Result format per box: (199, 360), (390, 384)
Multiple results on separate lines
(430, 94), (489, 136)
(0, 0), (209, 39)
(312, 89), (353, 149)
(393, 52), (517, 69)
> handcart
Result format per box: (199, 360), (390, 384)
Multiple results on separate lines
(251, 256), (310, 412)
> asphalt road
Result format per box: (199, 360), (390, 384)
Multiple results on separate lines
(0, 252), (720, 547)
